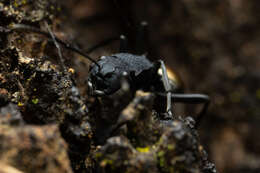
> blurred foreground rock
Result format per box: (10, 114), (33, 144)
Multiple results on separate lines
(0, 105), (72, 173)
(0, 162), (24, 173)
(0, 125), (72, 173)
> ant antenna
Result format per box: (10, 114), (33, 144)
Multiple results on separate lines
(44, 21), (66, 71)
(8, 23), (101, 69)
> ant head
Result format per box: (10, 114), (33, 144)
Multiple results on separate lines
(87, 56), (122, 96)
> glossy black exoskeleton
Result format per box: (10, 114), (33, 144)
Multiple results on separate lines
(88, 53), (160, 95)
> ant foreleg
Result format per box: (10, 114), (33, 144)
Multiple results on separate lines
(157, 60), (173, 119)
(157, 93), (210, 128)
(172, 93), (210, 128)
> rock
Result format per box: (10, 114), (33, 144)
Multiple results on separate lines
(0, 162), (24, 173)
(95, 136), (158, 173)
(0, 124), (72, 173)
(0, 103), (24, 125)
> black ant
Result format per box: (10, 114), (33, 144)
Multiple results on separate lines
(5, 20), (209, 128)
(86, 21), (210, 128)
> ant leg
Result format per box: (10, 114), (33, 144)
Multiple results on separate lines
(158, 60), (173, 118)
(172, 93), (210, 128)
(157, 93), (210, 128)
(119, 35), (129, 52)
(135, 21), (149, 55)
(44, 22), (66, 71)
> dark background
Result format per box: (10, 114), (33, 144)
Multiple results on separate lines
(58, 1), (260, 172)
